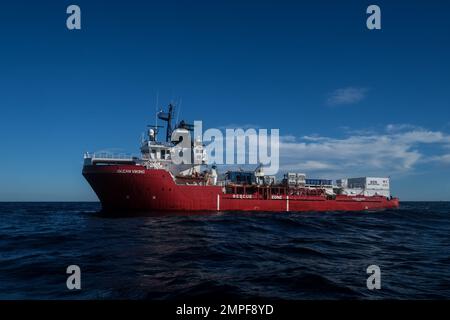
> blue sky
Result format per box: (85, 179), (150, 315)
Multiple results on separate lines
(0, 0), (449, 201)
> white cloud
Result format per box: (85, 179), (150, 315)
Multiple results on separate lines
(278, 125), (450, 178)
(283, 160), (336, 171)
(438, 154), (450, 164)
(217, 123), (261, 130)
(197, 122), (450, 177)
(426, 154), (450, 165)
(385, 123), (421, 133)
(326, 87), (368, 106)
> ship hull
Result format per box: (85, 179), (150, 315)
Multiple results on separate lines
(83, 164), (400, 213)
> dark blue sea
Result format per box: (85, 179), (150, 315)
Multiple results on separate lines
(1, 202), (449, 300)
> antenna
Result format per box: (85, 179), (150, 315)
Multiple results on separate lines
(175, 97), (182, 125)
(155, 91), (159, 128)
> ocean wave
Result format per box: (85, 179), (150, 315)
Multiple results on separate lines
(1, 201), (450, 299)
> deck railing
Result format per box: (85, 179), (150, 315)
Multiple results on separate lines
(84, 152), (139, 160)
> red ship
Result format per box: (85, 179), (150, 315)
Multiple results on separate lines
(82, 104), (399, 213)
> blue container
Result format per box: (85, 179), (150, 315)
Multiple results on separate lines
(306, 179), (332, 186)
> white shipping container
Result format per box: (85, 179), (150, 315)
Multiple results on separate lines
(365, 177), (389, 190)
(347, 177), (389, 190)
(336, 179), (348, 188)
(347, 177), (366, 189)
(285, 172), (307, 186)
